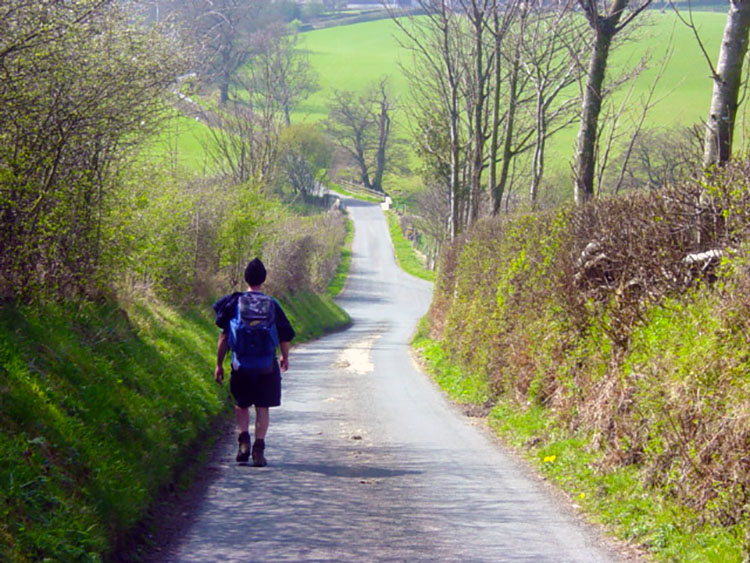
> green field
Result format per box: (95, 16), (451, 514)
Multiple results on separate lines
(295, 18), (411, 122)
(299, 11), (726, 126)
(146, 113), (214, 173)
(622, 11), (725, 128)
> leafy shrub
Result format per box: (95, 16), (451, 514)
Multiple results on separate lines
(107, 165), (346, 304)
(0, 1), (190, 301)
(262, 210), (347, 295)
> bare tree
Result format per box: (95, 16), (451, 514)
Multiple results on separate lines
(701, 0), (750, 167)
(572, 0), (652, 204)
(493, 1), (535, 214)
(392, 1), (466, 238)
(397, 0), (582, 226)
(171, 0), (270, 104)
(203, 94), (285, 186)
(519, 0), (585, 207)
(203, 55), (290, 186)
(246, 28), (319, 125)
(668, 0), (750, 245)
(458, 0), (495, 223)
(202, 21), (318, 186)
(325, 78), (395, 193)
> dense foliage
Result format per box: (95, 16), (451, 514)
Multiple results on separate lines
(427, 160), (750, 557)
(0, 0), (191, 300)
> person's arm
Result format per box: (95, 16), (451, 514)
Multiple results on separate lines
(272, 299), (293, 372)
(215, 332), (229, 384)
(279, 341), (290, 372)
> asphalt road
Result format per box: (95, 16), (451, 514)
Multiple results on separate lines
(159, 199), (623, 562)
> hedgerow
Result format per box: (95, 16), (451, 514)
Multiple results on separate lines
(427, 159), (750, 556)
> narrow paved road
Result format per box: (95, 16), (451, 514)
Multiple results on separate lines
(160, 199), (623, 562)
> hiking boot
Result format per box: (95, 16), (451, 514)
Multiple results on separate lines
(236, 431), (251, 463)
(252, 439), (267, 467)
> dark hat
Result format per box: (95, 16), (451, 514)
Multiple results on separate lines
(244, 258), (267, 287)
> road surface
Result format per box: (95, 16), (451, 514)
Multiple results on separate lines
(157, 199), (623, 562)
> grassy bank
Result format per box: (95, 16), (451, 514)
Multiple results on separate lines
(385, 210), (436, 282)
(279, 291), (351, 340)
(0, 290), (350, 561)
(420, 171), (750, 561)
(326, 216), (355, 297)
(413, 320), (744, 561)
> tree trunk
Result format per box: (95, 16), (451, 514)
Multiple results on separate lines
(371, 83), (391, 193)
(488, 14), (502, 216)
(573, 26), (614, 204)
(468, 2), (488, 226)
(219, 79), (230, 105)
(493, 35), (520, 215)
(371, 104), (390, 192)
(449, 101), (461, 239)
(703, 0), (750, 167)
(219, 46), (232, 105)
(530, 94), (546, 207)
(445, 15), (461, 239)
(357, 149), (372, 190)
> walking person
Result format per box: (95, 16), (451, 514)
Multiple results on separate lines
(213, 258), (295, 466)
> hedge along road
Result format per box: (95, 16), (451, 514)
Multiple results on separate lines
(157, 198), (624, 562)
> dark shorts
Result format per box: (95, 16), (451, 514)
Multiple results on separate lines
(229, 360), (282, 408)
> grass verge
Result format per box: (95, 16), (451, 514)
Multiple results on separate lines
(411, 320), (745, 562)
(328, 182), (383, 204)
(385, 210), (436, 282)
(0, 299), (225, 562)
(327, 215), (354, 297)
(0, 290), (350, 561)
(278, 290), (351, 341)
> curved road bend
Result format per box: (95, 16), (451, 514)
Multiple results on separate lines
(160, 199), (624, 562)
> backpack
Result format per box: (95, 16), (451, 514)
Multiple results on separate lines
(228, 292), (279, 371)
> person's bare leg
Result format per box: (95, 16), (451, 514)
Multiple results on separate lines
(254, 407), (269, 439)
(236, 406), (250, 434)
